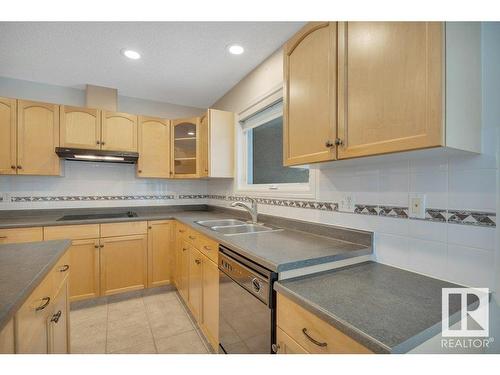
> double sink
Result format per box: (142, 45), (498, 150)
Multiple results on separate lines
(195, 219), (283, 236)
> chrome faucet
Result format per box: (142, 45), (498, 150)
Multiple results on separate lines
(231, 198), (258, 224)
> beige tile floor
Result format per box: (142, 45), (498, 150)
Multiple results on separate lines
(70, 286), (213, 354)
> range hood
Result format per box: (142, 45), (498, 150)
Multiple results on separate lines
(55, 147), (139, 164)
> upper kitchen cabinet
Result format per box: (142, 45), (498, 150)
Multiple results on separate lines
(283, 22), (482, 165)
(60, 105), (101, 149)
(172, 117), (200, 178)
(199, 109), (234, 178)
(17, 99), (60, 175)
(283, 22), (337, 166)
(336, 22), (444, 159)
(137, 116), (171, 178)
(0, 97), (16, 175)
(101, 110), (138, 152)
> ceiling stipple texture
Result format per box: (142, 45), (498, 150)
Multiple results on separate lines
(0, 22), (304, 107)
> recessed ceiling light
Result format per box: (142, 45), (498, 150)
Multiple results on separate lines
(121, 49), (141, 60)
(227, 44), (244, 55)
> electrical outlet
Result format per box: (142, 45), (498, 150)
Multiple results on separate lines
(408, 193), (426, 219)
(339, 193), (356, 213)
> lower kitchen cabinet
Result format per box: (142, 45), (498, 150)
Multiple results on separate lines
(147, 220), (173, 288)
(99, 234), (148, 296)
(68, 239), (100, 302)
(276, 327), (309, 354)
(201, 255), (219, 350)
(47, 279), (70, 354)
(0, 319), (15, 354)
(188, 247), (203, 321)
(14, 252), (70, 354)
(178, 239), (191, 303)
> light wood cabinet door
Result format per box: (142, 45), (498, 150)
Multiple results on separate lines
(101, 111), (138, 152)
(0, 319), (15, 354)
(99, 234), (147, 296)
(68, 239), (100, 302)
(337, 22), (443, 159)
(178, 239), (191, 303)
(0, 97), (17, 175)
(283, 22), (337, 166)
(172, 117), (200, 178)
(47, 279), (70, 354)
(0, 227), (43, 244)
(137, 116), (171, 178)
(147, 220), (173, 288)
(199, 112), (209, 177)
(15, 274), (53, 353)
(276, 327), (309, 354)
(188, 247), (203, 321)
(201, 256), (219, 350)
(17, 100), (60, 175)
(60, 105), (101, 150)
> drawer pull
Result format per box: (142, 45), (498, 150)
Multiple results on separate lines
(182, 247), (188, 252)
(51, 310), (62, 323)
(59, 264), (70, 272)
(203, 245), (212, 251)
(302, 328), (327, 347)
(0, 236), (7, 239)
(195, 259), (201, 265)
(179, 229), (186, 233)
(188, 235), (196, 240)
(36, 297), (51, 311)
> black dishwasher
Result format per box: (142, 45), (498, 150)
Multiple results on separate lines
(218, 245), (277, 354)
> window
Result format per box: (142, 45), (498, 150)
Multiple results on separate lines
(237, 94), (315, 197)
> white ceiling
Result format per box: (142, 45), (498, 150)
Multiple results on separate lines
(0, 22), (305, 108)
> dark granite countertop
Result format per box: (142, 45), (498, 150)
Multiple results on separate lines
(274, 261), (468, 353)
(0, 205), (373, 273)
(0, 240), (71, 331)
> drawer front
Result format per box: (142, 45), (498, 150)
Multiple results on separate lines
(44, 224), (99, 241)
(100, 221), (147, 237)
(51, 250), (71, 294)
(186, 228), (199, 244)
(276, 327), (309, 354)
(195, 234), (218, 264)
(277, 294), (372, 354)
(0, 227), (43, 244)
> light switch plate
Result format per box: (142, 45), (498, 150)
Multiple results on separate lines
(408, 193), (426, 219)
(339, 193), (356, 213)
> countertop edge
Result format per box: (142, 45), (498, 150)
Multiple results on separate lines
(274, 281), (392, 354)
(0, 239), (72, 332)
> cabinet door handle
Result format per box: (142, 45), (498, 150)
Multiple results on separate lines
(0, 236), (7, 239)
(16, 165), (22, 169)
(10, 165), (16, 170)
(203, 245), (212, 251)
(302, 328), (327, 347)
(182, 247), (188, 252)
(94, 244), (99, 248)
(195, 259), (201, 265)
(51, 310), (62, 323)
(138, 170), (142, 173)
(59, 264), (70, 272)
(179, 229), (186, 233)
(96, 140), (100, 145)
(101, 141), (106, 146)
(100, 244), (104, 248)
(36, 297), (51, 311)
(188, 235), (196, 240)
(271, 343), (280, 353)
(335, 138), (344, 146)
(325, 140), (334, 148)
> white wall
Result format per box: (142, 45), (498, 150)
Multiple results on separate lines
(0, 76), (207, 209)
(209, 24), (499, 292)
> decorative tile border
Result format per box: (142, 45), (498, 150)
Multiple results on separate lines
(11, 195), (175, 202)
(4, 193), (495, 227)
(447, 210), (496, 227)
(206, 195), (495, 228)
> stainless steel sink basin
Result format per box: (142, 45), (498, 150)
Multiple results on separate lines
(211, 224), (283, 236)
(195, 219), (247, 227)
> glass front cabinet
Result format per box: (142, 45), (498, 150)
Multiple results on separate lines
(172, 117), (201, 178)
